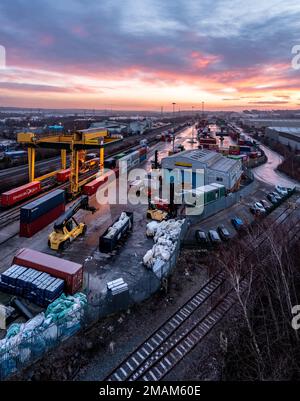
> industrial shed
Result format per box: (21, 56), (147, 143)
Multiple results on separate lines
(161, 149), (243, 191)
(265, 127), (300, 151)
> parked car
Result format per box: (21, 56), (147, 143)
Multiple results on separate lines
(250, 202), (266, 215)
(267, 193), (279, 205)
(195, 230), (211, 248)
(275, 185), (288, 197)
(271, 191), (283, 201)
(287, 186), (295, 194)
(217, 225), (231, 241)
(231, 217), (245, 231)
(260, 199), (272, 212)
(208, 229), (222, 245)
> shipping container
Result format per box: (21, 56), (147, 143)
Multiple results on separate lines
(239, 145), (251, 153)
(131, 150), (140, 161)
(114, 153), (126, 160)
(104, 157), (117, 169)
(20, 203), (65, 237)
(249, 151), (258, 159)
(56, 168), (71, 183)
(82, 169), (116, 196)
(20, 189), (65, 223)
(99, 211), (133, 253)
(0, 181), (41, 208)
(139, 153), (147, 163)
(229, 145), (240, 155)
(139, 147), (147, 156)
(13, 248), (83, 294)
(199, 137), (217, 144)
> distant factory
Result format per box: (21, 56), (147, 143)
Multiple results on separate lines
(90, 119), (152, 135)
(265, 127), (300, 151)
(161, 149), (243, 191)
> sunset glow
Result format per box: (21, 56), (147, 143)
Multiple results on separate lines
(0, 0), (300, 110)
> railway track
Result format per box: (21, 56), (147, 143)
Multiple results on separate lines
(0, 138), (158, 229)
(105, 205), (299, 382)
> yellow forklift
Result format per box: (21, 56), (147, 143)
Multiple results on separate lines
(48, 195), (96, 251)
(146, 182), (177, 221)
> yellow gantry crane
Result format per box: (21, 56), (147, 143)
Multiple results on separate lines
(18, 128), (122, 197)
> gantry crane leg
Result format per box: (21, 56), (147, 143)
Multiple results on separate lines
(28, 147), (35, 182)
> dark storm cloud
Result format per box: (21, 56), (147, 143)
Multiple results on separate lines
(0, 0), (299, 80)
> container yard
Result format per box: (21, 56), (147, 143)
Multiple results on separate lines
(0, 115), (299, 386)
(1, 1), (300, 391)
(0, 106), (298, 386)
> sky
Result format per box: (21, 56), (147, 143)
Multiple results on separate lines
(0, 0), (300, 111)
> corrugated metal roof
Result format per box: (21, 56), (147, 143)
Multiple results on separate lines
(162, 149), (240, 173)
(268, 127), (300, 136)
(211, 157), (237, 172)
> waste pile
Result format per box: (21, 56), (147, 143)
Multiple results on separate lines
(103, 212), (131, 239)
(0, 293), (87, 380)
(143, 219), (185, 278)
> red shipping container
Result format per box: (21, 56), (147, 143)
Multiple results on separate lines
(139, 148), (147, 156)
(82, 176), (106, 196)
(13, 248), (83, 294)
(20, 203), (65, 238)
(83, 170), (116, 196)
(56, 168), (71, 183)
(1, 181), (41, 207)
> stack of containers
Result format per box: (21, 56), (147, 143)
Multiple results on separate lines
(117, 153), (132, 175)
(0, 264), (64, 306)
(139, 147), (147, 163)
(130, 150), (140, 168)
(19, 189), (65, 238)
(13, 248), (83, 294)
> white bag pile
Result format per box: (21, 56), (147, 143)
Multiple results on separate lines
(143, 219), (185, 278)
(104, 212), (131, 239)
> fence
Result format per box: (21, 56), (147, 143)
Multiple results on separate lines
(187, 178), (255, 225)
(0, 293), (87, 380)
(84, 219), (189, 321)
(0, 220), (189, 380)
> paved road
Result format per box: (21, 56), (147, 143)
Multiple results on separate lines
(252, 144), (299, 188)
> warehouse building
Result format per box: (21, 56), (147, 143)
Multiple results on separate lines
(161, 149), (243, 191)
(242, 118), (300, 129)
(265, 127), (300, 151)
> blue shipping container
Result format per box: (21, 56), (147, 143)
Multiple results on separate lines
(139, 154), (147, 163)
(20, 189), (65, 223)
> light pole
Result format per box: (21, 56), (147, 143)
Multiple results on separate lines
(172, 102), (176, 153)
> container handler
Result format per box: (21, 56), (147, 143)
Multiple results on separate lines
(48, 195), (96, 251)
